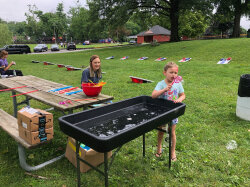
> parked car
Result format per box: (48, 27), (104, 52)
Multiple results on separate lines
(51, 44), (60, 51)
(0, 44), (31, 54)
(34, 44), (48, 52)
(67, 42), (76, 50)
(129, 40), (136, 44)
(83, 40), (90, 45)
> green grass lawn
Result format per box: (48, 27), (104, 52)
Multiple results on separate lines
(0, 38), (249, 186)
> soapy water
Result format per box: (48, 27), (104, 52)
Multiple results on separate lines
(86, 104), (170, 137)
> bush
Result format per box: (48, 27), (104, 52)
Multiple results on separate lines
(150, 39), (160, 46)
(0, 23), (12, 46)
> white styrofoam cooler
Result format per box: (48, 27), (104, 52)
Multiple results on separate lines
(236, 96), (250, 121)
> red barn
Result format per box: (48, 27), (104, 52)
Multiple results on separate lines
(137, 25), (171, 44)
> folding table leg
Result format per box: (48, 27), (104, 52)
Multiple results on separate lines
(76, 141), (81, 187)
(25, 95), (30, 106)
(143, 134), (145, 157)
(104, 152), (109, 187)
(168, 123), (172, 169)
(12, 91), (31, 117)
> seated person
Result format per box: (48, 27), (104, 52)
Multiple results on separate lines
(81, 55), (102, 84)
(0, 50), (23, 76)
(81, 55), (112, 106)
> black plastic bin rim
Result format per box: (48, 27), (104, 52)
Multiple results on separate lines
(241, 74), (250, 79)
(71, 104), (185, 140)
(238, 74), (250, 97)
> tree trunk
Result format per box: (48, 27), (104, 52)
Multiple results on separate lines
(170, 0), (180, 42)
(232, 0), (242, 38)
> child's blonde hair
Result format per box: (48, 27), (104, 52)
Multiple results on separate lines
(89, 55), (102, 78)
(164, 62), (178, 71)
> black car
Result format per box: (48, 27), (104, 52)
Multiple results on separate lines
(34, 44), (48, 52)
(0, 44), (31, 54)
(51, 44), (60, 51)
(67, 42), (76, 50)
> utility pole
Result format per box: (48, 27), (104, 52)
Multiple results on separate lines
(53, 24), (56, 44)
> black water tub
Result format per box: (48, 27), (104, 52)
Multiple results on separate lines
(59, 96), (186, 152)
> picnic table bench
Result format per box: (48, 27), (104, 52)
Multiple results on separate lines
(0, 109), (64, 171)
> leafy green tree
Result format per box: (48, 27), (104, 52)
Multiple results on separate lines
(87, 1), (109, 42)
(0, 23), (12, 46)
(213, 0), (250, 37)
(88, 0), (214, 42)
(179, 10), (208, 38)
(129, 11), (171, 32)
(54, 3), (68, 39)
(68, 7), (90, 42)
(7, 21), (26, 36)
(0, 18), (6, 24)
(24, 3), (68, 42)
(25, 4), (43, 41)
(125, 21), (141, 35)
(109, 25), (131, 41)
(38, 12), (56, 37)
(210, 13), (233, 35)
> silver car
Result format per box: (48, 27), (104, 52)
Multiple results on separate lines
(51, 44), (60, 51)
(34, 44), (48, 52)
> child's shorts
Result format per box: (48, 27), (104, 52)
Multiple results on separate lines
(159, 118), (178, 130)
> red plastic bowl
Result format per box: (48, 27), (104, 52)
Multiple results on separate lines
(82, 83), (103, 97)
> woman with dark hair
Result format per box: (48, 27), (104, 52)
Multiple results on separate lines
(0, 50), (23, 76)
(81, 55), (102, 84)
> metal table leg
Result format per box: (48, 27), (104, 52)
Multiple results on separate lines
(25, 95), (30, 106)
(12, 91), (31, 117)
(18, 144), (64, 171)
(12, 91), (18, 117)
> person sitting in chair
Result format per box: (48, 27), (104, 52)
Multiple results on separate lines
(0, 50), (23, 76)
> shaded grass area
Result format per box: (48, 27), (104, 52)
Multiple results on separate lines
(0, 38), (249, 186)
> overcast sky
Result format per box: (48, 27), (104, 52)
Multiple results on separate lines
(0, 0), (87, 22)
(0, 0), (249, 30)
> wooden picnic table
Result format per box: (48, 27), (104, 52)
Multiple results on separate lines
(0, 75), (114, 117)
(0, 75), (114, 171)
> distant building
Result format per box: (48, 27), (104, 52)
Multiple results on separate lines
(137, 25), (171, 44)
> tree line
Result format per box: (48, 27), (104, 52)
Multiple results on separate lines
(0, 0), (249, 46)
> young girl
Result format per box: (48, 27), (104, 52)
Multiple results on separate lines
(152, 62), (185, 161)
(0, 50), (23, 76)
(81, 55), (102, 84)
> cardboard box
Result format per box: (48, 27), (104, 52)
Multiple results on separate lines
(18, 125), (53, 145)
(65, 137), (112, 173)
(17, 107), (53, 132)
